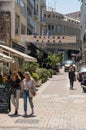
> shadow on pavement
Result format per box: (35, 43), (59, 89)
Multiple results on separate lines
(8, 114), (21, 117)
(8, 113), (36, 118)
(22, 114), (36, 118)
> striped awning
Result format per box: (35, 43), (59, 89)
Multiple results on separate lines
(0, 53), (14, 63)
(0, 44), (37, 62)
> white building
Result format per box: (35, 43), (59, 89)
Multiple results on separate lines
(80, 0), (86, 52)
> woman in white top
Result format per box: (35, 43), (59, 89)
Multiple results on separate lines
(22, 71), (36, 116)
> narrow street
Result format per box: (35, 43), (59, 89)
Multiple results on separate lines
(41, 68), (83, 97)
(0, 68), (86, 130)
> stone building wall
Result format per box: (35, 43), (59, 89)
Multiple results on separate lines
(0, 11), (11, 46)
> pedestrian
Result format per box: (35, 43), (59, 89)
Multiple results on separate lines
(18, 71), (24, 80)
(21, 71), (36, 117)
(9, 72), (21, 115)
(68, 65), (76, 90)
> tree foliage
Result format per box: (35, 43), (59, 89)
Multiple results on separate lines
(78, 0), (83, 3)
(20, 62), (39, 74)
(47, 53), (63, 69)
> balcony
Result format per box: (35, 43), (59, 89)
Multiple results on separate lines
(27, 0), (34, 8)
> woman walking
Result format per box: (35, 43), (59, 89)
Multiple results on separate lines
(22, 71), (36, 116)
(68, 66), (76, 90)
(9, 72), (21, 115)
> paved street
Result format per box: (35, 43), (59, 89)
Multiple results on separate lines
(0, 68), (86, 130)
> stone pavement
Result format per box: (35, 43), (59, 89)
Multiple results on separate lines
(0, 69), (86, 130)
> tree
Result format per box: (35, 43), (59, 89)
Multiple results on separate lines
(78, 0), (83, 3)
(47, 53), (62, 70)
(20, 62), (39, 74)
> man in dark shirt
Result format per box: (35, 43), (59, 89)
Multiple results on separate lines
(68, 66), (75, 89)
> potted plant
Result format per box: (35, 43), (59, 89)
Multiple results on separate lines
(32, 72), (41, 87)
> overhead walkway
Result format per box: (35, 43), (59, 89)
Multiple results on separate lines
(20, 35), (81, 50)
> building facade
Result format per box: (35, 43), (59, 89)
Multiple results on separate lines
(66, 11), (80, 20)
(0, 11), (11, 46)
(27, 0), (34, 35)
(0, 0), (46, 44)
(0, 0), (37, 72)
(33, 0), (46, 35)
(0, 0), (27, 52)
(44, 11), (81, 38)
(0, 0), (81, 56)
(80, 0), (86, 47)
(41, 10), (81, 54)
(80, 0), (86, 61)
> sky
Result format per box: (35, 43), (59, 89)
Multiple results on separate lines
(46, 0), (81, 14)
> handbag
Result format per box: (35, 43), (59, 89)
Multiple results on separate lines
(31, 91), (36, 97)
(30, 79), (36, 97)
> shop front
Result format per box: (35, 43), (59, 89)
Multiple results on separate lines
(0, 44), (37, 72)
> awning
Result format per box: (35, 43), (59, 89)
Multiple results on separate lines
(0, 53), (14, 63)
(0, 44), (37, 62)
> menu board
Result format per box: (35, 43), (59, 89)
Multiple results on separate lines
(0, 84), (10, 113)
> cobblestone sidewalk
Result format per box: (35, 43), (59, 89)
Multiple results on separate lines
(0, 72), (86, 130)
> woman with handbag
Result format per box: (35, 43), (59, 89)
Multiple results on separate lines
(21, 71), (36, 117)
(68, 65), (76, 90)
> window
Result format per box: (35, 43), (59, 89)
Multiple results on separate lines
(15, 0), (20, 5)
(44, 14), (46, 17)
(48, 25), (51, 30)
(21, 24), (26, 34)
(20, 0), (26, 17)
(52, 25), (54, 30)
(48, 14), (51, 18)
(15, 14), (20, 34)
(27, 7), (32, 16)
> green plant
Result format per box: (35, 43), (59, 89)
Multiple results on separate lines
(78, 0), (83, 3)
(48, 69), (54, 77)
(20, 62), (39, 74)
(48, 69), (54, 75)
(32, 72), (40, 81)
(47, 53), (61, 70)
(36, 68), (49, 83)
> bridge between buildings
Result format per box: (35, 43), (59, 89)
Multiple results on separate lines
(20, 35), (81, 51)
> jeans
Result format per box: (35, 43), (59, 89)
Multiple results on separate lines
(23, 89), (34, 112)
(70, 80), (74, 88)
(11, 90), (20, 110)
